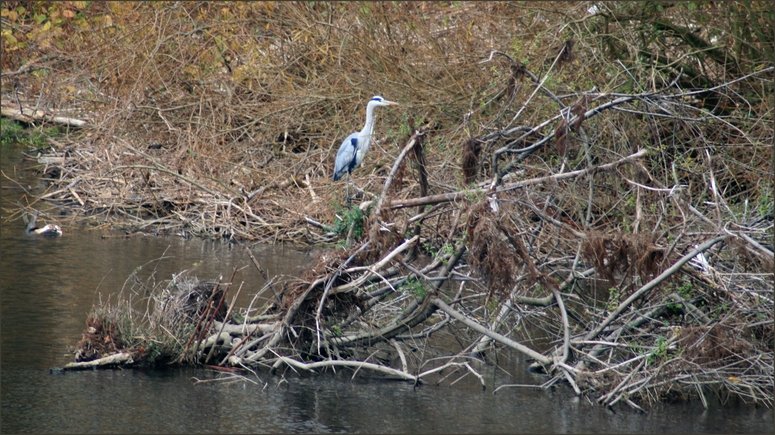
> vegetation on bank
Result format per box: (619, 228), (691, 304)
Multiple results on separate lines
(0, 118), (61, 149)
(2, 1), (772, 409)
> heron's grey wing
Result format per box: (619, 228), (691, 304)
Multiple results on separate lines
(333, 133), (358, 180)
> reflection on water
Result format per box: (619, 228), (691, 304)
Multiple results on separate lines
(1, 145), (773, 434)
(0, 228), (308, 369)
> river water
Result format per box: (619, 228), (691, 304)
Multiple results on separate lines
(1, 141), (772, 433)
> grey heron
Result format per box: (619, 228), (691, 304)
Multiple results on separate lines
(332, 95), (399, 183)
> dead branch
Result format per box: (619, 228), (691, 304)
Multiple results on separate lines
(584, 235), (730, 342)
(63, 352), (134, 370)
(389, 149), (647, 210)
(272, 356), (419, 382)
(432, 298), (552, 366)
(2, 104), (86, 128)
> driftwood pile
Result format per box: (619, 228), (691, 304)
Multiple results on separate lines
(58, 64), (773, 410)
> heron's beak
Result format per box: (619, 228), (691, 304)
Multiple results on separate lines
(384, 100), (399, 106)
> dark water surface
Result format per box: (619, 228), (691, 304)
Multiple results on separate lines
(1, 143), (772, 433)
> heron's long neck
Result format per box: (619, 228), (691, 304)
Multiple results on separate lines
(361, 104), (377, 140)
(25, 213), (38, 232)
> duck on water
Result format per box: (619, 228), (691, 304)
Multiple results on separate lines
(24, 211), (62, 237)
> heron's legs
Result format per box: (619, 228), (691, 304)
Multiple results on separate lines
(342, 174), (375, 205)
(343, 175), (354, 205)
(350, 183), (375, 200)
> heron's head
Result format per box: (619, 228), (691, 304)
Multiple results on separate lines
(369, 95), (399, 107)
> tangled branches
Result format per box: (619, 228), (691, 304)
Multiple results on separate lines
(68, 110), (772, 408)
(5, 2), (770, 409)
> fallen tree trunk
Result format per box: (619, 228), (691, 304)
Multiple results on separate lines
(63, 352), (134, 371)
(2, 104), (86, 128)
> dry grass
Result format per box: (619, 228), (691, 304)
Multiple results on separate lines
(3, 2), (771, 243)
